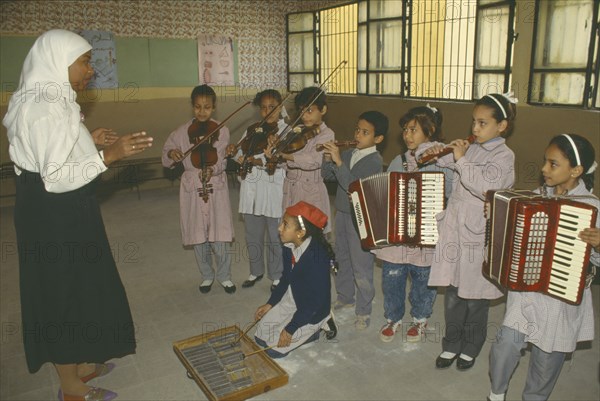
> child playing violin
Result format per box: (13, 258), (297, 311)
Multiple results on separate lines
(226, 89), (287, 291)
(162, 84), (236, 294)
(266, 86), (334, 233)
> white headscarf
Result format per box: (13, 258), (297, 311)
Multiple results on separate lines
(3, 30), (92, 176)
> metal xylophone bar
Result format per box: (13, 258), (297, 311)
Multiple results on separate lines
(182, 331), (255, 397)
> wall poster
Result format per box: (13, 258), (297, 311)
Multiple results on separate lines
(198, 34), (235, 86)
(78, 30), (118, 89)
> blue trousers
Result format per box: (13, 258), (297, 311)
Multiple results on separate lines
(382, 262), (436, 323)
(490, 326), (566, 401)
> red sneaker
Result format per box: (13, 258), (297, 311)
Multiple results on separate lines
(406, 321), (427, 342)
(379, 320), (401, 342)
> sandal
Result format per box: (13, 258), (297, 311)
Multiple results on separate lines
(58, 364), (116, 401)
(80, 363), (115, 383)
(60, 387), (117, 401)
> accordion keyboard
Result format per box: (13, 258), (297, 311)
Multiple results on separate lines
(419, 173), (445, 246)
(547, 205), (594, 303)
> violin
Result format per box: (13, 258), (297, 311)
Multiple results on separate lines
(236, 120), (279, 179)
(264, 125), (321, 175)
(188, 119), (219, 202)
(240, 121), (278, 155)
(417, 135), (476, 167)
(169, 101), (251, 169)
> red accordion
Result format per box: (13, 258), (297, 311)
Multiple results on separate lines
(349, 171), (445, 249)
(483, 190), (598, 305)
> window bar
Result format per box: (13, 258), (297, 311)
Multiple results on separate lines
(403, 0), (410, 97)
(592, 21), (600, 108)
(286, 14), (291, 93)
(449, 0), (455, 100)
(504, 1), (516, 93)
(472, 2), (481, 99)
(315, 11), (320, 87)
(366, 1), (370, 94)
(583, 0), (600, 107)
(435, 0), (442, 99)
(427, 1), (433, 98)
(418, 1), (424, 97)
(376, 15), (382, 93)
(462, 1), (470, 100)
(527, 0), (542, 104)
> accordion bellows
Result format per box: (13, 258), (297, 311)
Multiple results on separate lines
(483, 190), (598, 305)
(349, 172), (446, 249)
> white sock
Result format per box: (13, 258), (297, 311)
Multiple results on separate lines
(200, 280), (213, 286)
(272, 279), (280, 285)
(221, 280), (234, 287)
(488, 391), (505, 401)
(248, 274), (258, 280)
(440, 351), (456, 359)
(459, 353), (473, 361)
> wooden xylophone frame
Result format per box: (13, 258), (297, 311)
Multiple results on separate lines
(173, 325), (288, 401)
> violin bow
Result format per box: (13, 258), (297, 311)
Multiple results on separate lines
(169, 100), (252, 169)
(271, 60), (347, 156)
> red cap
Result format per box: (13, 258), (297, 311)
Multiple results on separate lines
(285, 201), (328, 230)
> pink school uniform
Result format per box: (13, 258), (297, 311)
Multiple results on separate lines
(161, 118), (234, 245)
(425, 137), (514, 299)
(282, 121), (334, 233)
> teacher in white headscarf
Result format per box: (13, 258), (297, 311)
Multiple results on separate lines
(3, 29), (153, 401)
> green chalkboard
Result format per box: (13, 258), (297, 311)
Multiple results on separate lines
(0, 36), (36, 91)
(117, 38), (198, 87)
(1, 35), (238, 90)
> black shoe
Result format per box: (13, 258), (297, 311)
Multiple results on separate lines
(456, 356), (475, 371)
(435, 353), (459, 369)
(323, 317), (337, 340)
(199, 281), (213, 294)
(221, 281), (237, 294)
(242, 274), (263, 288)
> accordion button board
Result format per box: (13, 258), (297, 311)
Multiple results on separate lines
(349, 171), (446, 249)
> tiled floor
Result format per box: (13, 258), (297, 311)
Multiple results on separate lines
(1, 182), (599, 400)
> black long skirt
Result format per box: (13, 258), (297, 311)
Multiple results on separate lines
(14, 171), (136, 373)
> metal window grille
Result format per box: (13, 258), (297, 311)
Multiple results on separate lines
(320, 3), (358, 94)
(286, 0), (515, 101)
(408, 0), (515, 100)
(529, 0), (600, 108)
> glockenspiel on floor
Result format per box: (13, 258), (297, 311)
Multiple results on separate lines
(173, 325), (288, 401)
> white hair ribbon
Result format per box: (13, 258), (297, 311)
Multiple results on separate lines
(501, 91), (519, 104)
(561, 134), (582, 167)
(426, 103), (438, 114)
(587, 160), (597, 174)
